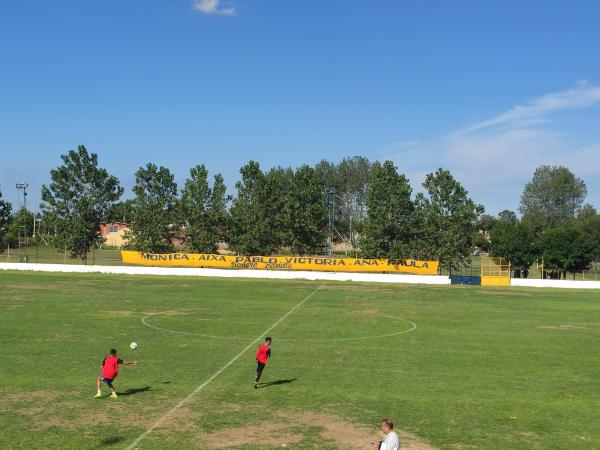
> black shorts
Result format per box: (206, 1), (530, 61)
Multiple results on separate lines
(99, 376), (114, 384)
(256, 362), (266, 372)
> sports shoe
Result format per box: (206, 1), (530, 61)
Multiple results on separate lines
(254, 382), (258, 389)
(94, 393), (102, 398)
(110, 393), (118, 398)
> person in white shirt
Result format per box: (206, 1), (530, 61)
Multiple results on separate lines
(371, 418), (400, 450)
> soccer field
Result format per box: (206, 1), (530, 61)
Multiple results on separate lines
(1, 271), (598, 449)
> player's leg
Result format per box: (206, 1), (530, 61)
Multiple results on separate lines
(106, 380), (118, 398)
(95, 377), (103, 398)
(255, 362), (265, 388)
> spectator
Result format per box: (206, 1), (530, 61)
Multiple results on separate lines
(371, 418), (400, 450)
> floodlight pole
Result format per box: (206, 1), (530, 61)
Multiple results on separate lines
(16, 183), (28, 211)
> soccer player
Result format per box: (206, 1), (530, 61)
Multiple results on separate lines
(95, 348), (137, 398)
(254, 336), (272, 388)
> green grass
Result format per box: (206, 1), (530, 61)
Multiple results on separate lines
(0, 271), (599, 449)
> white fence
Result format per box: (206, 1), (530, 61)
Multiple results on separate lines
(511, 278), (600, 289)
(0, 263), (451, 285)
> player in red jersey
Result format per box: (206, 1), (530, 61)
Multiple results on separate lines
(254, 336), (272, 388)
(95, 348), (137, 398)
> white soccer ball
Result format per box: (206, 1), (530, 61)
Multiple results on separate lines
(129, 342), (138, 350)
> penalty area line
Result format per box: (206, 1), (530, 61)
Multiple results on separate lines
(124, 285), (322, 450)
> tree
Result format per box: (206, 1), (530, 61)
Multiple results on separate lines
(576, 211), (600, 262)
(125, 163), (178, 253)
(229, 161), (281, 255)
(283, 165), (327, 254)
(414, 168), (484, 271)
(489, 220), (537, 269)
(498, 209), (518, 224)
(519, 165), (587, 230)
(179, 164), (229, 253)
(264, 166), (294, 248)
(542, 226), (595, 279)
(359, 161), (415, 258)
(41, 146), (123, 263)
(0, 190), (12, 247)
(6, 208), (35, 239)
(108, 199), (134, 224)
(314, 156), (374, 243)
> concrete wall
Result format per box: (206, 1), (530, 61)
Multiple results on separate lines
(511, 278), (600, 289)
(0, 263), (451, 285)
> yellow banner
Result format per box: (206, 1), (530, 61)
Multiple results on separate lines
(121, 251), (439, 275)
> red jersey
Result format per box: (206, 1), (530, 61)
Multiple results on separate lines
(255, 344), (271, 365)
(101, 355), (123, 379)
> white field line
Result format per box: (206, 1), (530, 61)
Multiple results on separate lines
(141, 309), (417, 343)
(124, 285), (322, 450)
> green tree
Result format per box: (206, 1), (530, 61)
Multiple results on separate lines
(179, 164), (229, 253)
(229, 161), (280, 255)
(108, 199), (134, 223)
(265, 166), (294, 248)
(315, 156), (374, 243)
(520, 165), (587, 230)
(41, 146), (123, 263)
(542, 226), (595, 279)
(283, 165), (327, 254)
(125, 163), (178, 253)
(489, 220), (537, 269)
(6, 208), (35, 239)
(359, 161), (415, 258)
(576, 211), (600, 261)
(498, 209), (518, 224)
(0, 190), (12, 247)
(415, 168), (484, 272)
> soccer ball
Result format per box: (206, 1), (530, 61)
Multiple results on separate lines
(129, 342), (138, 350)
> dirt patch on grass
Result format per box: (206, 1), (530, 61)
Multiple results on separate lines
(474, 289), (531, 297)
(105, 310), (137, 318)
(538, 323), (587, 330)
(320, 285), (390, 293)
(6, 390), (59, 402)
(201, 422), (304, 448)
(4, 283), (50, 290)
(282, 411), (436, 450)
(197, 410), (435, 449)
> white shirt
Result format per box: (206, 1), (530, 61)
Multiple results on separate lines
(380, 431), (400, 450)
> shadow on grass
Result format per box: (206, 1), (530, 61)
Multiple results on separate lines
(118, 386), (153, 396)
(257, 378), (297, 389)
(98, 436), (125, 446)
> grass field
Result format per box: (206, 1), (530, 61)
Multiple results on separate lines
(1, 271), (599, 449)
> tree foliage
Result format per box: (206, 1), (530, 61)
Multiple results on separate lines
(576, 212), (600, 261)
(41, 146), (123, 263)
(542, 226), (595, 278)
(415, 168), (484, 271)
(520, 165), (587, 231)
(0, 190), (12, 246)
(229, 161), (281, 255)
(359, 161), (415, 258)
(489, 219), (537, 269)
(283, 165), (327, 254)
(315, 156), (374, 243)
(125, 163), (178, 253)
(179, 164), (230, 253)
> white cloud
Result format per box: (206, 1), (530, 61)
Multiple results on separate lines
(192, 0), (236, 15)
(458, 80), (600, 135)
(383, 82), (600, 213)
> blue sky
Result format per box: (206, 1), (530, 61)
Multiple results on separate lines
(1, 0), (599, 214)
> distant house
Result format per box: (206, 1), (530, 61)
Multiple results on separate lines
(100, 222), (130, 248)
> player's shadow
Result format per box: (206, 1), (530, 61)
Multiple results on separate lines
(257, 378), (297, 389)
(118, 386), (153, 396)
(98, 436), (125, 446)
